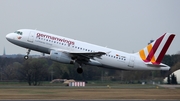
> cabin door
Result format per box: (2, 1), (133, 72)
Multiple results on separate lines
(28, 31), (35, 42)
(128, 56), (135, 67)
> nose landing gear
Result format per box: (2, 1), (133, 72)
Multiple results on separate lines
(24, 49), (31, 60)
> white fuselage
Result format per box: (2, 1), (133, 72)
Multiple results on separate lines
(6, 29), (170, 71)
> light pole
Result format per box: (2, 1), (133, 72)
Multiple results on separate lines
(51, 71), (54, 81)
(101, 70), (104, 82)
(0, 67), (2, 81)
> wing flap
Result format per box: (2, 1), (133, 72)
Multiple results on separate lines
(71, 51), (106, 59)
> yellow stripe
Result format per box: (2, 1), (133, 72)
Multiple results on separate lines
(147, 44), (152, 53)
(151, 55), (156, 63)
(139, 50), (146, 60)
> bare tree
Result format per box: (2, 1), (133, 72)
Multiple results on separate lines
(18, 58), (49, 86)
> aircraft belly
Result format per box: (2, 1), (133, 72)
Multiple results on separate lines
(97, 58), (127, 70)
(132, 58), (169, 71)
(8, 38), (49, 54)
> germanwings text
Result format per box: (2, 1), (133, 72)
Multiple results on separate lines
(36, 33), (75, 45)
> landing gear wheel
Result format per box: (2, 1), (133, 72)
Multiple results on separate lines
(24, 49), (31, 60)
(77, 68), (83, 74)
(24, 55), (29, 60)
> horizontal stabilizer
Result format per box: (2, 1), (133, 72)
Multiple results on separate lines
(145, 63), (168, 67)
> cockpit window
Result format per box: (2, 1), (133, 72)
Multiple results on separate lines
(14, 31), (23, 35)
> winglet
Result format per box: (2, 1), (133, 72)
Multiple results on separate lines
(138, 33), (175, 64)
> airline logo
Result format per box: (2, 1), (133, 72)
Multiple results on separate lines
(36, 33), (75, 45)
(139, 33), (175, 64)
(17, 36), (22, 39)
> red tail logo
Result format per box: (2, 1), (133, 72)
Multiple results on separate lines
(139, 33), (175, 64)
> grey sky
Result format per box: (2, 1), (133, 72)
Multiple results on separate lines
(0, 0), (179, 55)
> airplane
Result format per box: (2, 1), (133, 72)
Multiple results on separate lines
(6, 29), (175, 74)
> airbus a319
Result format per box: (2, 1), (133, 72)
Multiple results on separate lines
(6, 29), (175, 74)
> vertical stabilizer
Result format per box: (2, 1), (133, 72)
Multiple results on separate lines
(138, 33), (175, 64)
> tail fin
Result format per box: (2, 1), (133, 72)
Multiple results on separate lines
(138, 33), (175, 64)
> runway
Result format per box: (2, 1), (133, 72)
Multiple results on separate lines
(0, 85), (179, 100)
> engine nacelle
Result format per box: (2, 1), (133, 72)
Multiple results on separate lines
(50, 50), (74, 64)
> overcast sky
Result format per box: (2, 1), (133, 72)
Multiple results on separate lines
(0, 0), (179, 55)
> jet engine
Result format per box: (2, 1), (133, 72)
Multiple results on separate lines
(50, 50), (74, 64)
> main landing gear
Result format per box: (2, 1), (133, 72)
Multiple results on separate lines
(77, 66), (83, 74)
(24, 49), (31, 60)
(72, 58), (83, 74)
(74, 62), (83, 74)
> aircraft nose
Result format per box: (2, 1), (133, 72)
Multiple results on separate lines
(6, 33), (13, 41)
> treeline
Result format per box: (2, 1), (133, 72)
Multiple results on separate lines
(0, 54), (179, 85)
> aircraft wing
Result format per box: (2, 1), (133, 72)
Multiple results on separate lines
(71, 51), (106, 59)
(50, 48), (106, 62)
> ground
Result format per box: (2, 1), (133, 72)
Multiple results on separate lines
(0, 84), (179, 100)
